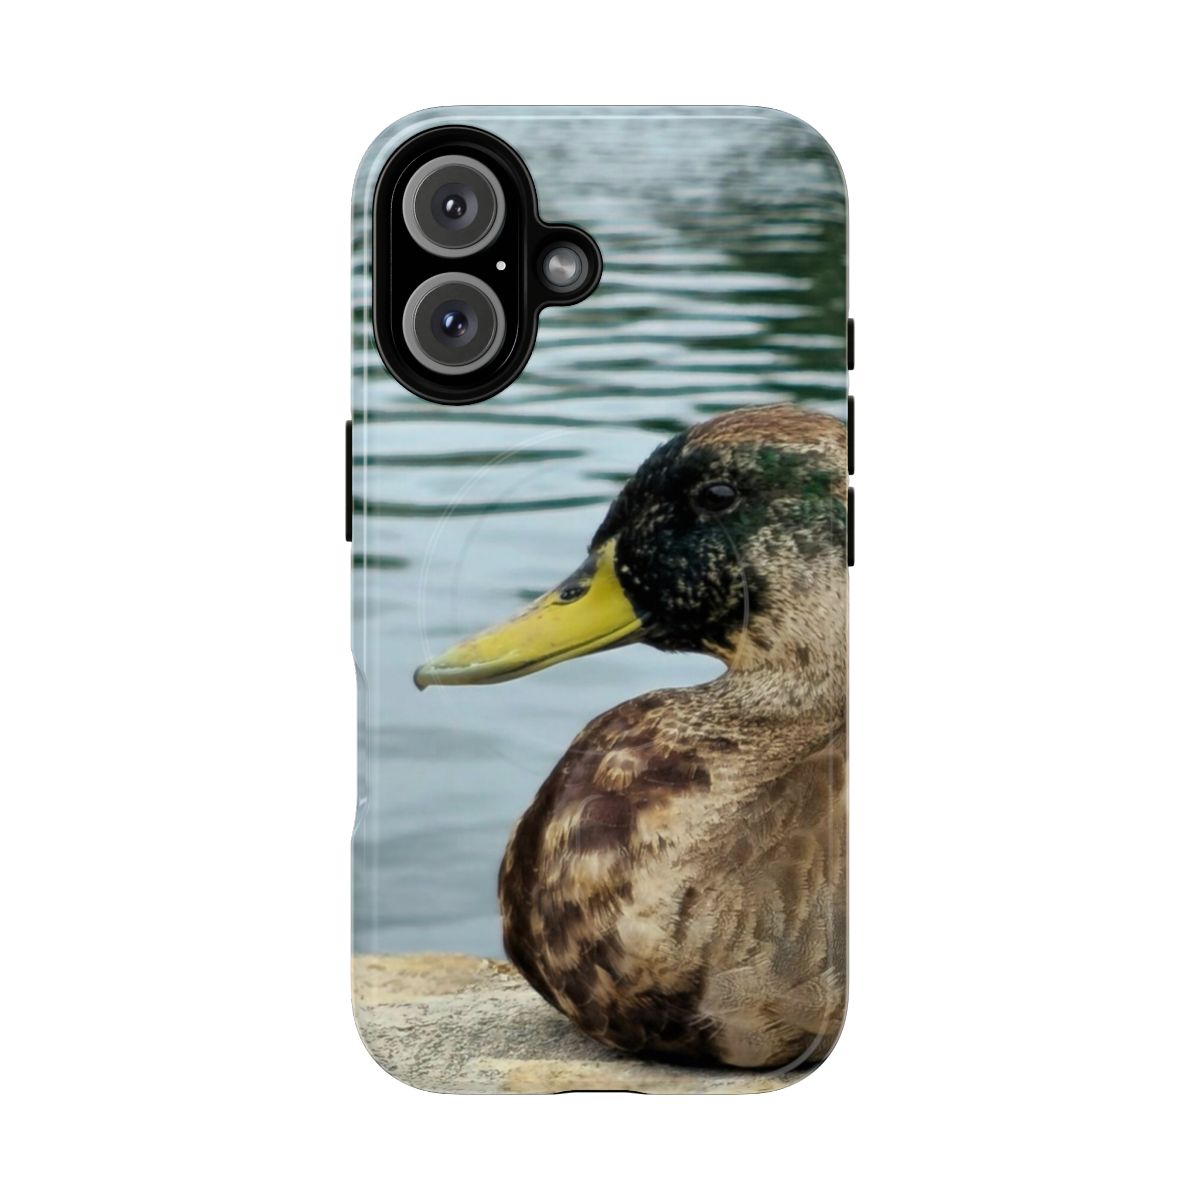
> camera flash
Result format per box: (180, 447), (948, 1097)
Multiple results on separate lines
(541, 245), (584, 290)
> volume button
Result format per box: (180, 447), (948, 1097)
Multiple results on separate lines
(847, 395), (854, 476)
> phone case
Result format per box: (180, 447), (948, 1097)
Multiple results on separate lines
(351, 106), (848, 1094)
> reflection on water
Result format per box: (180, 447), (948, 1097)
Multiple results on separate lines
(352, 108), (846, 955)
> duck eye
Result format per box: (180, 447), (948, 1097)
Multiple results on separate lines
(693, 481), (738, 514)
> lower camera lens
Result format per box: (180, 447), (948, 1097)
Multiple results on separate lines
(402, 273), (506, 376)
(402, 155), (506, 257)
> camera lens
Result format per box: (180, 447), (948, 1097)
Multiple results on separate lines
(440, 309), (469, 338)
(402, 155), (506, 257)
(402, 273), (506, 376)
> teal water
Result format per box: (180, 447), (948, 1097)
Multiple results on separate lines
(352, 110), (846, 956)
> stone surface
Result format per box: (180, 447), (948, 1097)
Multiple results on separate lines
(353, 953), (814, 1095)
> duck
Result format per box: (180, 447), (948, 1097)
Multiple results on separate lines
(414, 404), (848, 1070)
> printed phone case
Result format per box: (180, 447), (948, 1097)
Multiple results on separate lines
(351, 106), (848, 1094)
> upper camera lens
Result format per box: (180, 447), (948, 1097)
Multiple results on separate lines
(402, 155), (506, 257)
(402, 273), (506, 376)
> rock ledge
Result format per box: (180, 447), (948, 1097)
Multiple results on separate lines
(353, 953), (812, 1095)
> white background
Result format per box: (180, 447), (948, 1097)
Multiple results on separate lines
(2, 2), (1197, 1196)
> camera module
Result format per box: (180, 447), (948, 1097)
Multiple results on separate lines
(373, 126), (603, 402)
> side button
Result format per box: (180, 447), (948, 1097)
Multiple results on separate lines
(847, 487), (855, 567)
(345, 419), (352, 543)
(847, 317), (855, 370)
(847, 395), (854, 475)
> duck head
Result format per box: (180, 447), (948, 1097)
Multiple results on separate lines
(414, 405), (847, 688)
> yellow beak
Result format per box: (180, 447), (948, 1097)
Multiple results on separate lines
(413, 539), (642, 688)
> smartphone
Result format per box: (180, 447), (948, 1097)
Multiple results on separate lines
(350, 106), (850, 1094)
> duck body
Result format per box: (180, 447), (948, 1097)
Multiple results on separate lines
(500, 685), (846, 1068)
(417, 405), (848, 1070)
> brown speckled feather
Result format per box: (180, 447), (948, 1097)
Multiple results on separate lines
(500, 685), (846, 1068)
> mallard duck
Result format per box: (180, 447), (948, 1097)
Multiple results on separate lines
(415, 404), (847, 1069)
